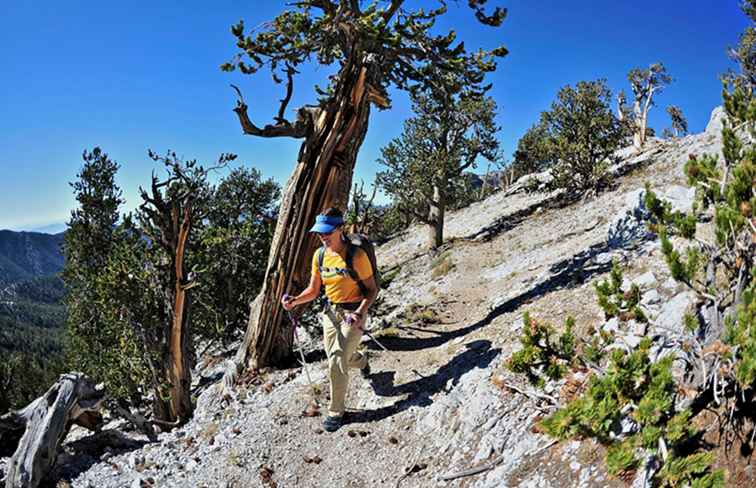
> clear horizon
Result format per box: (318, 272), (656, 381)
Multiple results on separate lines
(0, 0), (746, 231)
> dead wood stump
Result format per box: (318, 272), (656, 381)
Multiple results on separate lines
(1, 372), (104, 488)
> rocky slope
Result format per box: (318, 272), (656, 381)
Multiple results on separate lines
(4, 107), (747, 488)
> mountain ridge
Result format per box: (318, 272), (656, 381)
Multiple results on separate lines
(0, 230), (65, 286)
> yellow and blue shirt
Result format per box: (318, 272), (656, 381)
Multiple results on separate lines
(312, 247), (373, 304)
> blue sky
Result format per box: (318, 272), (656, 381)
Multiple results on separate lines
(0, 0), (746, 231)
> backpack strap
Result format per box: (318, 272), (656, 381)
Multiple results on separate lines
(345, 242), (369, 298)
(317, 245), (326, 275)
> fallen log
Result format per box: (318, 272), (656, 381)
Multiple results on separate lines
(1, 372), (104, 488)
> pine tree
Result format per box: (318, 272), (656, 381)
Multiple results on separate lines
(510, 117), (552, 180)
(192, 167), (280, 344)
(544, 80), (624, 194)
(665, 105), (688, 138)
(63, 148), (147, 405)
(376, 93), (500, 249)
(132, 150), (235, 423)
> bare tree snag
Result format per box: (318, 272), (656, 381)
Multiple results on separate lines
(137, 153), (230, 423)
(627, 63), (671, 150)
(2, 373), (104, 488)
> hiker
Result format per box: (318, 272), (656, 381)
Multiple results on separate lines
(281, 207), (378, 432)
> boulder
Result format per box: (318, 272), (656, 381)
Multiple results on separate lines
(658, 185), (696, 214)
(655, 291), (697, 333)
(631, 271), (657, 290)
(705, 106), (726, 135)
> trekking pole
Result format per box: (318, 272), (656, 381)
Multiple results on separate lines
(283, 296), (318, 401)
(346, 315), (399, 363)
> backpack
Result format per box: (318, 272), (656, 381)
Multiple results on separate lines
(317, 233), (380, 298)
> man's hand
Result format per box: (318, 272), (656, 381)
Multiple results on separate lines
(281, 294), (295, 311)
(346, 312), (365, 330)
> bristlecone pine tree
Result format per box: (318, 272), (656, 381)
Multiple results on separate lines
(191, 167), (280, 344)
(544, 79), (624, 194)
(665, 105), (688, 138)
(220, 0), (508, 381)
(344, 179), (378, 235)
(627, 63), (672, 149)
(63, 148), (148, 407)
(376, 92), (500, 249)
(510, 116), (552, 181)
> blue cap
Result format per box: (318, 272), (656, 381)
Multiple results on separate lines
(309, 214), (344, 233)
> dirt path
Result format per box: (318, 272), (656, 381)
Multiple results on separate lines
(59, 132), (727, 488)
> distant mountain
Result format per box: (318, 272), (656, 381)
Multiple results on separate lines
(30, 223), (68, 234)
(0, 230), (65, 286)
(0, 230), (67, 410)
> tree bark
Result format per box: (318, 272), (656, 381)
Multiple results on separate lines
(2, 373), (104, 488)
(428, 183), (445, 249)
(166, 205), (193, 423)
(222, 54), (385, 389)
(633, 99), (644, 149)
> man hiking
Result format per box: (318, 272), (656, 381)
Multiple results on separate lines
(281, 207), (378, 432)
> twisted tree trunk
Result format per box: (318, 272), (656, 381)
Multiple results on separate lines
(1, 373), (104, 488)
(428, 183), (445, 250)
(221, 55), (386, 391)
(165, 205), (193, 422)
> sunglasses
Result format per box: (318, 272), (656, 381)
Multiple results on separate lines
(316, 229), (336, 237)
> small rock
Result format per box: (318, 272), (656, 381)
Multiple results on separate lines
(622, 334), (644, 349)
(662, 277), (678, 291)
(641, 289), (661, 305)
(129, 454), (146, 469)
(610, 416), (639, 439)
(630, 320), (647, 336)
(659, 185), (696, 214)
(603, 317), (620, 334)
(631, 271), (656, 290)
(657, 291), (696, 332)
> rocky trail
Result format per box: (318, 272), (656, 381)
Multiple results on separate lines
(1, 108), (737, 487)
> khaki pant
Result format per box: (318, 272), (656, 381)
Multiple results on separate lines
(321, 307), (368, 418)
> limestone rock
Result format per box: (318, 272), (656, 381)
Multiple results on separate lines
(705, 106), (726, 135)
(656, 291), (697, 333)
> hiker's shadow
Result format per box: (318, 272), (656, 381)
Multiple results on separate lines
(346, 339), (499, 425)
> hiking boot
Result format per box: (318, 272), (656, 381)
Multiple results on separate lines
(360, 353), (371, 379)
(323, 415), (343, 432)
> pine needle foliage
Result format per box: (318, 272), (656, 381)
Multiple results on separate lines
(538, 340), (723, 485)
(546, 80), (624, 193)
(643, 184), (697, 239)
(648, 74), (755, 396)
(507, 312), (576, 386)
(594, 259), (647, 323)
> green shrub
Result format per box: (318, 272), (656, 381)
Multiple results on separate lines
(594, 259), (647, 323)
(538, 342), (722, 485)
(507, 312), (576, 386)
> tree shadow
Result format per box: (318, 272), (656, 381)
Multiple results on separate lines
(463, 191), (572, 242)
(366, 203), (655, 355)
(477, 197), (655, 328)
(43, 429), (149, 487)
(345, 339), (500, 425)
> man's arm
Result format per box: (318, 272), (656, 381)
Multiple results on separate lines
(355, 276), (377, 318)
(282, 272), (322, 310)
